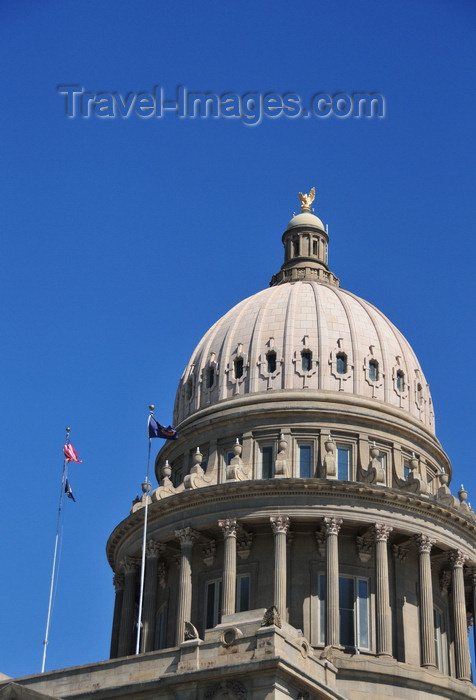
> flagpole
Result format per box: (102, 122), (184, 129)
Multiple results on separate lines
(135, 405), (154, 654)
(41, 427), (70, 673)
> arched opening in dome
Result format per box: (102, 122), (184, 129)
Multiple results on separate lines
(301, 350), (312, 372)
(336, 352), (347, 374)
(206, 367), (215, 388)
(369, 359), (379, 382)
(396, 370), (405, 392)
(234, 357), (244, 379)
(416, 383), (423, 404)
(266, 351), (277, 373)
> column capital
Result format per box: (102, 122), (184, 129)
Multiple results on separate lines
(113, 573), (124, 590)
(449, 549), (468, 569)
(175, 526), (198, 547)
(324, 516), (343, 537)
(414, 534), (436, 554)
(120, 556), (139, 574)
(471, 567), (476, 585)
(270, 514), (290, 535)
(374, 523), (393, 542)
(146, 539), (165, 558)
(218, 518), (238, 538)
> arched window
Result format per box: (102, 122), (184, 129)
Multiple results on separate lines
(396, 369), (405, 392)
(266, 351), (277, 373)
(301, 350), (312, 372)
(368, 359), (379, 382)
(336, 352), (347, 374)
(206, 366), (214, 388)
(234, 357), (244, 379)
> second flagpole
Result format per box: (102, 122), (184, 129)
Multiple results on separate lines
(135, 405), (154, 654)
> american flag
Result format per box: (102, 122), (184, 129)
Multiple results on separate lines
(63, 443), (82, 463)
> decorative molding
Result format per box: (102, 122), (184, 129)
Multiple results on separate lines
(440, 570), (451, 596)
(274, 434), (289, 478)
(236, 527), (253, 559)
(261, 605), (282, 628)
(356, 532), (374, 562)
(315, 527), (326, 557)
(392, 543), (409, 562)
(201, 538), (217, 567)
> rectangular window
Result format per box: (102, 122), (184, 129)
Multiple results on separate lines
(225, 451), (235, 466)
(205, 579), (222, 629)
(298, 443), (312, 478)
(434, 608), (448, 674)
(403, 461), (411, 480)
(155, 604), (167, 650)
(318, 574), (370, 649)
(337, 445), (351, 480)
(236, 574), (250, 612)
(260, 445), (274, 479)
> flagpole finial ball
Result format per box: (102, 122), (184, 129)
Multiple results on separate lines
(149, 405), (155, 411)
(66, 427), (71, 432)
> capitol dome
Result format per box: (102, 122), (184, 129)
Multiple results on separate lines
(174, 280), (433, 431)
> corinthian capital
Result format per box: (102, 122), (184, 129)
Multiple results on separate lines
(218, 518), (238, 538)
(175, 526), (198, 547)
(323, 516), (343, 537)
(120, 555), (139, 574)
(449, 549), (468, 569)
(414, 534), (436, 554)
(270, 515), (290, 535)
(373, 522), (393, 542)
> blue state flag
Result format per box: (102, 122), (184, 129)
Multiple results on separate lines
(148, 415), (178, 440)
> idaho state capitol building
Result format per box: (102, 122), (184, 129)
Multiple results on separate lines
(4, 191), (476, 700)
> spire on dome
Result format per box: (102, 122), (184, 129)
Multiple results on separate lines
(269, 189), (339, 287)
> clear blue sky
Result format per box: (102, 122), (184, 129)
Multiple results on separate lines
(1, 0), (475, 679)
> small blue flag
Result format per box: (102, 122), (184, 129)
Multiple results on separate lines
(148, 415), (178, 440)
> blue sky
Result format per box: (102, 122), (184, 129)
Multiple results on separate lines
(1, 0), (475, 679)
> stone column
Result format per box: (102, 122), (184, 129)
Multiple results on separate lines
(449, 549), (471, 681)
(415, 535), (436, 668)
(110, 572), (124, 658)
(117, 557), (138, 657)
(324, 517), (343, 647)
(175, 527), (197, 645)
(141, 540), (163, 652)
(374, 523), (393, 657)
(218, 519), (237, 617)
(270, 515), (290, 620)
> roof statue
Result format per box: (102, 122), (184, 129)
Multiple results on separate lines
(298, 186), (315, 211)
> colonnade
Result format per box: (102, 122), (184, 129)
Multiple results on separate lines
(109, 517), (473, 681)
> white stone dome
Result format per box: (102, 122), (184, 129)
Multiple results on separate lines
(174, 280), (434, 432)
(286, 210), (325, 230)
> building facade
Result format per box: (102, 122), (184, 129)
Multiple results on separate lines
(4, 191), (476, 700)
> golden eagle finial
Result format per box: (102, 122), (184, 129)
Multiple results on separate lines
(298, 187), (315, 212)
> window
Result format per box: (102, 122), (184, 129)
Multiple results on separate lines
(266, 351), (277, 373)
(434, 608), (448, 674)
(225, 450), (235, 466)
(319, 575), (370, 649)
(313, 240), (318, 255)
(301, 350), (312, 372)
(236, 574), (250, 612)
(298, 443), (312, 478)
(234, 357), (244, 379)
(396, 370), (405, 392)
(337, 445), (351, 480)
(205, 579), (222, 629)
(206, 366), (214, 388)
(368, 359), (379, 382)
(155, 604), (167, 650)
(293, 240), (299, 256)
(260, 445), (274, 479)
(186, 378), (193, 401)
(416, 383), (423, 404)
(336, 352), (347, 374)
(403, 460), (411, 480)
